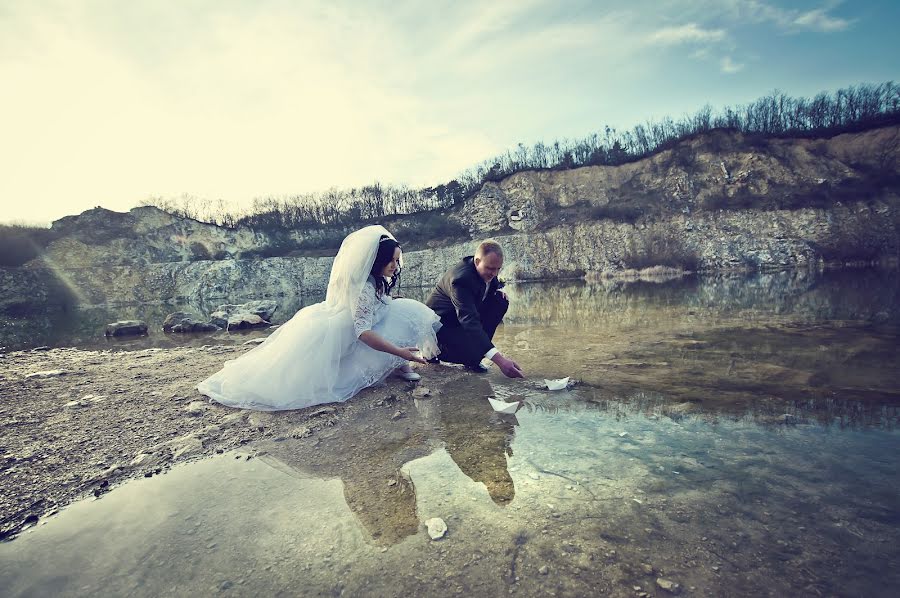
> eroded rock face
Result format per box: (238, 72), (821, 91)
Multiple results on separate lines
(450, 126), (900, 236)
(26, 127), (900, 274)
(4, 200), (897, 308)
(3, 128), (898, 309)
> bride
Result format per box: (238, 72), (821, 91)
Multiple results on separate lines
(197, 225), (442, 411)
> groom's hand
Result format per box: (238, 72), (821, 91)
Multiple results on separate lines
(491, 353), (525, 378)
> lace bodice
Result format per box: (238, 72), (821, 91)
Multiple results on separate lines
(353, 279), (390, 337)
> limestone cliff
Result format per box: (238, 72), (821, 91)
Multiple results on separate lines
(5, 126), (899, 309)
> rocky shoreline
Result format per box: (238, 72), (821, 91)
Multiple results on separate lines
(0, 344), (469, 542)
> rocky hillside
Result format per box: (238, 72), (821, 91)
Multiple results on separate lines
(4, 126), (899, 309)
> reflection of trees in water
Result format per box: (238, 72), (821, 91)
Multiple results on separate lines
(501, 268), (900, 328)
(512, 387), (900, 430)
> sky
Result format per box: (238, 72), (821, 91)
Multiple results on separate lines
(1, 0), (898, 225)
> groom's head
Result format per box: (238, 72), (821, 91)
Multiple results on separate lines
(474, 240), (503, 284)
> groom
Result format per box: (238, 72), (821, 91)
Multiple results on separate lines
(425, 240), (525, 378)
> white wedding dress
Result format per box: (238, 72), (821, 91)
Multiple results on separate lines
(197, 226), (442, 411)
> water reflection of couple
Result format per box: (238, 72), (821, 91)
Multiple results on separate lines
(263, 377), (518, 546)
(198, 225), (524, 411)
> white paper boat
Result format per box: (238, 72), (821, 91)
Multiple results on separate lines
(544, 377), (570, 391)
(487, 397), (522, 414)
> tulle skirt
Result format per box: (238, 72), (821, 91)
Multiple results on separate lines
(197, 298), (441, 411)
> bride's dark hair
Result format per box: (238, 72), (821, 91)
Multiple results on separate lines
(370, 235), (401, 298)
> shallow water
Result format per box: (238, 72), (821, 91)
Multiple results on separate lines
(2, 266), (899, 595)
(2, 267), (897, 353)
(1, 380), (899, 597)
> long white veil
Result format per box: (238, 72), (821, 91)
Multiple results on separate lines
(326, 225), (395, 312)
(197, 225), (398, 410)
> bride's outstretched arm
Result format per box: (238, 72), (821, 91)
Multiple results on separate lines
(358, 330), (428, 364)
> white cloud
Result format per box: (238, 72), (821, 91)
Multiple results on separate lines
(792, 8), (851, 32)
(695, 0), (853, 33)
(646, 23), (727, 45)
(720, 56), (745, 73)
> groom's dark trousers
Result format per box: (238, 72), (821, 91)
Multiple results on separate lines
(425, 256), (508, 367)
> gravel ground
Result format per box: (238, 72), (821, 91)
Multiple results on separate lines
(0, 344), (450, 541)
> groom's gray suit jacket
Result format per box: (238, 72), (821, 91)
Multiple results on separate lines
(424, 256), (500, 358)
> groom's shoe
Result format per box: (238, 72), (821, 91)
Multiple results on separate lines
(465, 362), (490, 374)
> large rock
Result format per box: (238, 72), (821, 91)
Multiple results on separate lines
(105, 320), (148, 337)
(209, 300), (277, 331)
(214, 300), (278, 321)
(162, 311), (220, 333)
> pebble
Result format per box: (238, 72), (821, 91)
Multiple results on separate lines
(289, 426), (312, 439)
(538, 566), (549, 575)
(25, 369), (67, 379)
(656, 578), (681, 594)
(184, 401), (208, 416)
(391, 411), (404, 421)
(425, 517), (447, 540)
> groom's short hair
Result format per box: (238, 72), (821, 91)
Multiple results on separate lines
(475, 239), (503, 259)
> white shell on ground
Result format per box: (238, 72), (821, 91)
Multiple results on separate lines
(425, 517), (447, 540)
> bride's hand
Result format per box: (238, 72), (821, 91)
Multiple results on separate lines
(399, 347), (428, 364)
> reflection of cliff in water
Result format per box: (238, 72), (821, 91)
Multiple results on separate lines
(504, 268), (900, 329)
(3, 266), (896, 351)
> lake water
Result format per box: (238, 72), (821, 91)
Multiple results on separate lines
(1, 266), (899, 596)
